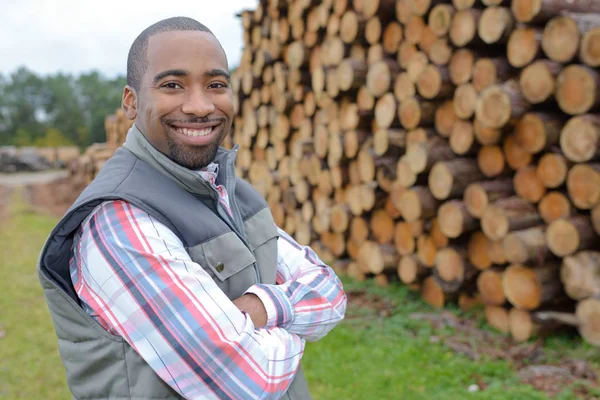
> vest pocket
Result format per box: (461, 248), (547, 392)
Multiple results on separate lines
(191, 232), (257, 282)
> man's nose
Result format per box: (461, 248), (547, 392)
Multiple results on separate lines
(181, 88), (215, 117)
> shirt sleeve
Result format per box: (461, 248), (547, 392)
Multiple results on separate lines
(70, 200), (304, 400)
(244, 228), (347, 342)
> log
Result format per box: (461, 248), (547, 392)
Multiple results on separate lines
(434, 247), (476, 293)
(576, 297), (600, 345)
(453, 83), (478, 120)
(407, 51), (429, 82)
(567, 163), (600, 210)
(481, 196), (543, 241)
(514, 113), (563, 155)
(437, 200), (478, 239)
(398, 97), (436, 130)
(357, 86), (375, 111)
(394, 72), (416, 101)
(404, 135), (455, 174)
(546, 216), (599, 257)
(464, 179), (514, 218)
(417, 235), (438, 268)
(561, 251), (600, 301)
(394, 222), (416, 256)
(556, 65), (600, 116)
(485, 305), (510, 333)
(477, 268), (507, 306)
(398, 42), (418, 69)
(472, 57), (515, 94)
(519, 60), (561, 105)
(450, 119), (477, 156)
(503, 264), (562, 310)
(365, 17), (382, 45)
(398, 186), (440, 222)
(560, 115), (600, 163)
(536, 152), (569, 189)
(430, 217), (450, 249)
(581, 27), (600, 67)
(395, 158), (417, 188)
(503, 134), (533, 170)
(374, 93), (398, 129)
(428, 38), (453, 66)
(428, 4), (455, 38)
(450, 9), (482, 47)
(405, 15), (425, 45)
(542, 14), (596, 64)
(337, 59), (368, 91)
(398, 255), (429, 284)
(366, 59), (399, 97)
(474, 119), (503, 146)
(514, 166), (547, 204)
(416, 64), (454, 100)
(370, 208), (395, 245)
(374, 128), (407, 156)
(507, 27), (542, 68)
(452, 0), (475, 10)
(422, 275), (447, 308)
(428, 158), (486, 201)
(488, 240), (508, 265)
(476, 80), (530, 129)
(503, 225), (550, 265)
(357, 241), (399, 274)
(449, 49), (474, 86)
(340, 11), (365, 44)
(382, 22), (404, 54)
(468, 231), (492, 270)
(539, 191), (572, 224)
(434, 100), (457, 138)
(511, 0), (600, 24)
(478, 6), (514, 44)
(477, 145), (507, 178)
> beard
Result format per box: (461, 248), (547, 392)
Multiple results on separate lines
(165, 123), (230, 170)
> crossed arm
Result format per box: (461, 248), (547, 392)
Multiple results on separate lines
(71, 200), (346, 400)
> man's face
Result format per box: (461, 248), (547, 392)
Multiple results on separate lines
(124, 31), (233, 170)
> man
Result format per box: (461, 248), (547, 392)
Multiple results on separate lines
(38, 17), (347, 400)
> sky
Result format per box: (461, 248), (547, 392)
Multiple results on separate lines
(1, 0), (258, 78)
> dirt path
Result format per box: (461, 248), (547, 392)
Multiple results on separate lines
(0, 170), (68, 187)
(0, 170), (79, 222)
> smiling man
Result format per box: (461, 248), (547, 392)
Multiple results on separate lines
(37, 17), (346, 400)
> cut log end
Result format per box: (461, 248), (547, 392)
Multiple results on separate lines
(576, 298), (600, 346)
(556, 65), (599, 116)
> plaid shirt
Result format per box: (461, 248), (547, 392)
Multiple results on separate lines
(69, 164), (347, 399)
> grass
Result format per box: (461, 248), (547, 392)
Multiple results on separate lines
(0, 189), (598, 399)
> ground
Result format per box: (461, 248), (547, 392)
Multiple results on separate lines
(1, 172), (599, 399)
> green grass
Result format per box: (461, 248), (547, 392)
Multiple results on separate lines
(0, 189), (598, 399)
(0, 189), (71, 399)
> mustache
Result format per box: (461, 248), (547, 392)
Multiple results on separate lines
(163, 116), (226, 125)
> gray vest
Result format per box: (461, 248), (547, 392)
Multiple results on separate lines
(37, 147), (311, 400)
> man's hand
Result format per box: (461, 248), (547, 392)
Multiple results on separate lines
(233, 294), (268, 328)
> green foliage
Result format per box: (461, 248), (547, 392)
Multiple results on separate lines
(34, 128), (74, 147)
(0, 67), (126, 148)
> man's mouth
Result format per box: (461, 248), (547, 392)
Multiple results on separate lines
(173, 126), (216, 137)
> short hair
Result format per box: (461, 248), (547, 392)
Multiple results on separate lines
(127, 17), (214, 91)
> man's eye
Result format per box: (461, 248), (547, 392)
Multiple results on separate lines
(209, 82), (228, 89)
(162, 82), (182, 89)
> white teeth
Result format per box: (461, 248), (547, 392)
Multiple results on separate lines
(177, 127), (213, 137)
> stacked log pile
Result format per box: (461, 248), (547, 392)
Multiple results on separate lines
(68, 109), (133, 187)
(230, 0), (600, 345)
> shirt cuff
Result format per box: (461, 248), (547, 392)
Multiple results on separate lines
(245, 284), (294, 330)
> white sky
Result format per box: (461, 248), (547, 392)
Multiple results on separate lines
(1, 0), (258, 77)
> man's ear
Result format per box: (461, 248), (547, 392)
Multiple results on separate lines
(122, 85), (138, 120)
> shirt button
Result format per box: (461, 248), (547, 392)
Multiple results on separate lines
(216, 262), (225, 273)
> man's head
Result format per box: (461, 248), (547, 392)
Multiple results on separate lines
(122, 17), (233, 170)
